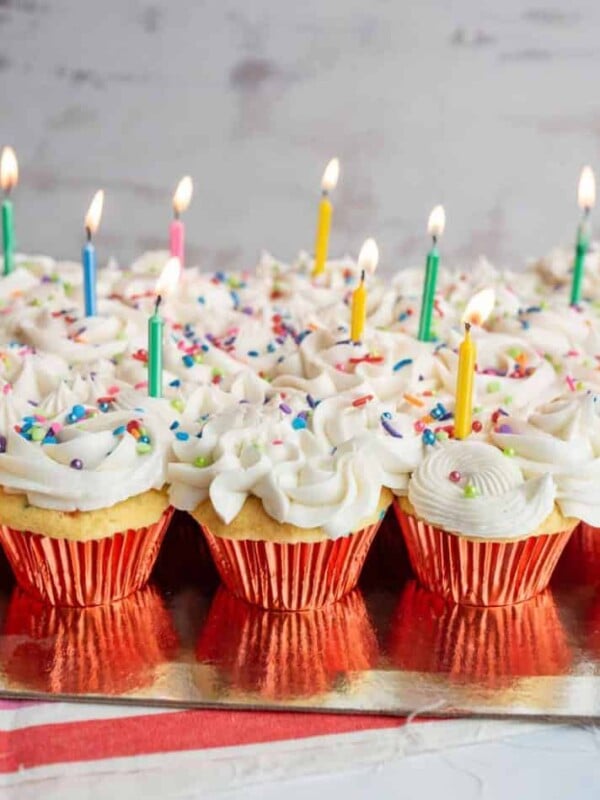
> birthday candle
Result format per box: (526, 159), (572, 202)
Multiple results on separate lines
(417, 205), (445, 341)
(0, 147), (18, 276)
(149, 257), (182, 397)
(82, 190), (104, 317)
(312, 158), (340, 277)
(170, 176), (193, 266)
(454, 288), (496, 439)
(350, 238), (379, 344)
(570, 166), (596, 306)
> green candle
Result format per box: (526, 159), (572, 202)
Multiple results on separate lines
(2, 198), (14, 276)
(148, 296), (164, 397)
(0, 146), (18, 277)
(571, 166), (596, 306)
(571, 214), (590, 306)
(417, 204), (446, 342)
(417, 244), (439, 341)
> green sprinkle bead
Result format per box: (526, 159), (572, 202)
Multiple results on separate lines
(486, 381), (501, 394)
(503, 447), (515, 457)
(194, 455), (211, 468)
(136, 442), (152, 454)
(464, 483), (479, 499)
(31, 426), (44, 441)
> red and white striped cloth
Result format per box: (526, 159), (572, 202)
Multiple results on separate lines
(0, 698), (545, 798)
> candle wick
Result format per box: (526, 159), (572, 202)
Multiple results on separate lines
(464, 321), (472, 333)
(584, 206), (591, 219)
(173, 208), (180, 221)
(360, 269), (365, 283)
(85, 227), (92, 243)
(155, 294), (162, 314)
(432, 234), (438, 246)
(321, 189), (329, 198)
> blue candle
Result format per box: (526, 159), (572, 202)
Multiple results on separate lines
(82, 190), (104, 318)
(82, 237), (97, 316)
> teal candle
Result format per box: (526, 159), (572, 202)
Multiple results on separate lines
(571, 166), (596, 306)
(570, 214), (590, 306)
(0, 146), (17, 277)
(417, 243), (440, 341)
(2, 198), (14, 276)
(148, 296), (164, 397)
(417, 205), (445, 342)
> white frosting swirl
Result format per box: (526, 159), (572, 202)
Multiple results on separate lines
(408, 440), (556, 539)
(0, 408), (167, 511)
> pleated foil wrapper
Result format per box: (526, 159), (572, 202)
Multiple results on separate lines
(0, 585), (178, 695)
(0, 508), (174, 607)
(196, 586), (378, 699)
(200, 521), (381, 611)
(557, 523), (600, 585)
(389, 580), (571, 687)
(394, 501), (574, 606)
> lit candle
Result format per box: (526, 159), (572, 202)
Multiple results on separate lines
(570, 166), (596, 306)
(417, 205), (446, 341)
(82, 190), (104, 317)
(350, 238), (379, 344)
(149, 257), (182, 397)
(170, 176), (193, 266)
(312, 157), (340, 277)
(1, 147), (18, 276)
(454, 288), (496, 439)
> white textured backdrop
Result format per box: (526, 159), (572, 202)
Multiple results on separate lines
(1, 0), (598, 270)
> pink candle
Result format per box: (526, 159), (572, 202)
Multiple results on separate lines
(169, 218), (184, 263)
(170, 175), (193, 267)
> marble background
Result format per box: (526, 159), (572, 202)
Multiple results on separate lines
(1, 0), (598, 272)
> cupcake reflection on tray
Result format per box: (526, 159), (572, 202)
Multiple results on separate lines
(0, 586), (178, 695)
(195, 587), (378, 701)
(389, 581), (571, 689)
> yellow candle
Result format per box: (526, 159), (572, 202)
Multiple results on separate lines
(454, 288), (496, 439)
(454, 323), (475, 439)
(351, 270), (367, 343)
(350, 238), (379, 344)
(312, 158), (339, 277)
(313, 194), (332, 277)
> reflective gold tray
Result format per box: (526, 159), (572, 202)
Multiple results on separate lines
(0, 514), (599, 720)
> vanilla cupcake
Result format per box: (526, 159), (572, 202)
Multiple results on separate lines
(0, 406), (171, 606)
(169, 398), (392, 609)
(395, 440), (576, 605)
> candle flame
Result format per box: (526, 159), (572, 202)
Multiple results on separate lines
(85, 190), (104, 235)
(578, 166), (596, 210)
(358, 237), (379, 275)
(0, 147), (18, 192)
(321, 158), (340, 193)
(427, 205), (445, 237)
(462, 288), (496, 327)
(155, 256), (181, 295)
(173, 176), (193, 214)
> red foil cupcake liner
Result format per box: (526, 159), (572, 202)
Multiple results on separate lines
(0, 585), (178, 695)
(196, 587), (378, 699)
(389, 580), (571, 687)
(557, 523), (600, 585)
(200, 521), (381, 611)
(0, 508), (174, 607)
(394, 501), (573, 606)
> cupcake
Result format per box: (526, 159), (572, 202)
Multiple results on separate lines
(491, 393), (600, 581)
(395, 439), (576, 605)
(169, 398), (394, 610)
(0, 406), (171, 606)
